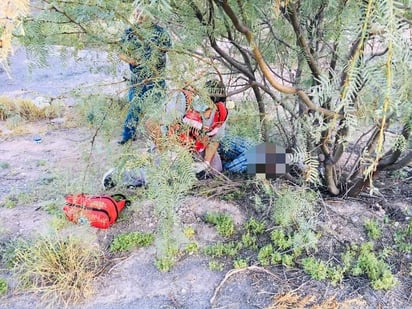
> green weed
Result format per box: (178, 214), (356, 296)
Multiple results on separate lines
(209, 260), (224, 271)
(354, 243), (397, 290)
(302, 257), (328, 280)
(244, 217), (266, 235)
(0, 277), (7, 295)
(204, 241), (242, 258)
(49, 216), (68, 231)
(204, 212), (235, 238)
(270, 229), (292, 250)
(281, 254), (295, 267)
(241, 232), (258, 249)
(394, 219), (412, 253)
(155, 256), (175, 272)
(183, 226), (196, 239)
(42, 202), (63, 216)
(110, 231), (155, 252)
(233, 258), (248, 269)
(327, 265), (345, 286)
(364, 219), (382, 240)
(2, 196), (17, 208)
(184, 242), (199, 254)
(258, 244), (273, 266)
(154, 246), (180, 272)
(272, 187), (318, 231)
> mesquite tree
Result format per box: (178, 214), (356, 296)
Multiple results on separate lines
(4, 0), (412, 196)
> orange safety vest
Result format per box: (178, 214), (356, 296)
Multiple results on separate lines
(175, 90), (228, 152)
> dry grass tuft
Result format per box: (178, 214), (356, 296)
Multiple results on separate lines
(11, 235), (104, 308)
(267, 292), (366, 309)
(0, 96), (14, 120)
(0, 96), (63, 121)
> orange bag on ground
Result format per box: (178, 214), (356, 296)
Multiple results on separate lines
(63, 193), (130, 229)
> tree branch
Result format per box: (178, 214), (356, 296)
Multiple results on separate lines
(216, 0), (339, 119)
(288, 2), (321, 80)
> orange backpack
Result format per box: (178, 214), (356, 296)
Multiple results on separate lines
(63, 193), (130, 229)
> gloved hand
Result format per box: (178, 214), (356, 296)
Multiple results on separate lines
(192, 161), (210, 174)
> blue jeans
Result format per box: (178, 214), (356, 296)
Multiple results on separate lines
(121, 80), (166, 142)
(218, 135), (255, 173)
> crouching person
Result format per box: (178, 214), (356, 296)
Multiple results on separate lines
(147, 80), (229, 175)
(103, 80), (229, 189)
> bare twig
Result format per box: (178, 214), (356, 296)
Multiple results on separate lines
(210, 265), (281, 306)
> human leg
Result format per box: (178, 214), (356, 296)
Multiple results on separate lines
(219, 135), (255, 173)
(120, 82), (161, 144)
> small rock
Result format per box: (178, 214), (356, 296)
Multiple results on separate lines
(33, 96), (50, 109)
(351, 216), (359, 223)
(49, 117), (65, 124)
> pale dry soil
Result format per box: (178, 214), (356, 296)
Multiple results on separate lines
(0, 47), (411, 309)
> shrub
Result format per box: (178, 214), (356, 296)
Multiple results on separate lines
(364, 219), (382, 240)
(110, 231), (155, 252)
(10, 236), (103, 306)
(204, 212), (235, 238)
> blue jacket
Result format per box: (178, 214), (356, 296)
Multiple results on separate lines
(122, 23), (171, 83)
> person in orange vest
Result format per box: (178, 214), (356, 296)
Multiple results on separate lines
(146, 79), (229, 172)
(102, 80), (229, 189)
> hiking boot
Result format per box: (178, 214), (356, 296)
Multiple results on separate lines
(117, 135), (137, 145)
(102, 168), (116, 190)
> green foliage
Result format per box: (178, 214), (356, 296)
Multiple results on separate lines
(154, 245), (181, 272)
(281, 254), (295, 267)
(327, 265), (346, 286)
(244, 217), (266, 235)
(0, 162), (10, 169)
(184, 242), (199, 255)
(0, 277), (7, 295)
(350, 243), (398, 290)
(272, 188), (318, 230)
(394, 219), (412, 253)
(12, 0), (412, 196)
(204, 212), (235, 238)
(271, 187), (320, 253)
(145, 146), (196, 271)
(204, 241), (242, 258)
(302, 257), (328, 281)
(301, 241), (398, 290)
(270, 229), (292, 251)
(208, 260), (224, 272)
(233, 258), (248, 269)
(42, 202), (63, 217)
(0, 191), (36, 208)
(241, 232), (258, 250)
(364, 219), (382, 240)
(73, 94), (124, 137)
(154, 256), (175, 272)
(110, 231), (155, 252)
(258, 244), (273, 266)
(1, 196), (17, 209)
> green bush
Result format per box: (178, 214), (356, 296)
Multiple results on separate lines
(302, 257), (328, 280)
(110, 231), (155, 252)
(364, 219), (382, 240)
(204, 241), (242, 258)
(204, 212), (235, 238)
